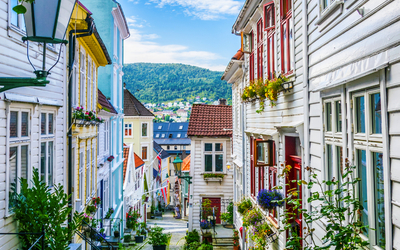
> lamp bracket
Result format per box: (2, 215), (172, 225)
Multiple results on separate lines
(0, 75), (49, 93)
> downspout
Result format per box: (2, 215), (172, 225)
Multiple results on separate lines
(241, 61), (247, 250)
(67, 14), (95, 224)
(301, 0), (310, 246)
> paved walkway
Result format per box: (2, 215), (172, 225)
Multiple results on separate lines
(141, 211), (188, 250)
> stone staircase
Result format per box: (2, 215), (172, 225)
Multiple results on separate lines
(212, 236), (234, 249)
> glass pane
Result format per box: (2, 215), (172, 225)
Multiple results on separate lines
(326, 102), (332, 131)
(205, 155), (212, 172)
(357, 149), (368, 236)
(336, 146), (344, 207)
(326, 144), (333, 182)
(356, 96), (365, 133)
(373, 152), (385, 248)
(9, 147), (17, 209)
(10, 111), (18, 138)
(215, 155), (223, 172)
(10, 0), (18, 26)
(256, 141), (271, 165)
(48, 114), (53, 134)
(335, 101), (342, 132)
(21, 145), (28, 180)
(371, 93), (382, 134)
(21, 112), (28, 137)
(40, 143), (46, 182)
(48, 142), (53, 187)
(205, 143), (212, 152)
(41, 113), (46, 135)
(142, 123), (147, 136)
(215, 143), (223, 151)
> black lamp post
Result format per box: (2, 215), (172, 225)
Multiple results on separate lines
(173, 155), (192, 184)
(0, 0), (76, 92)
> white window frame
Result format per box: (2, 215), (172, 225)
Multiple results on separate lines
(86, 144), (91, 203)
(92, 142), (96, 195)
(79, 151), (84, 211)
(141, 122), (149, 138)
(104, 120), (109, 153)
(8, 0), (26, 33)
(7, 107), (31, 216)
(141, 145), (148, 161)
(40, 111), (56, 187)
(202, 141), (226, 173)
(80, 49), (86, 107)
(124, 123), (133, 138)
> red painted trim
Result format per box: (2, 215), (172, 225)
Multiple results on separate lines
(263, 2), (275, 31)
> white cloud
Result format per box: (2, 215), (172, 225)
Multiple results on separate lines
(148, 0), (243, 20)
(124, 29), (225, 71)
(125, 15), (146, 28)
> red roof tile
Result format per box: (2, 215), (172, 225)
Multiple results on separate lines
(134, 153), (145, 169)
(98, 89), (117, 114)
(123, 146), (130, 181)
(182, 155), (190, 172)
(187, 104), (232, 137)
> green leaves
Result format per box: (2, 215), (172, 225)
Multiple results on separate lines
(12, 5), (26, 14)
(11, 168), (83, 250)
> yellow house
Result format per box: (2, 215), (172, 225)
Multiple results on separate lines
(68, 2), (111, 220)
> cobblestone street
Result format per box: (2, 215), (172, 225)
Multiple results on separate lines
(141, 212), (188, 250)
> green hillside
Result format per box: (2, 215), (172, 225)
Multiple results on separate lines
(122, 63), (231, 104)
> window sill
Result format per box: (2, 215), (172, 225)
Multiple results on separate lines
(316, 0), (344, 32)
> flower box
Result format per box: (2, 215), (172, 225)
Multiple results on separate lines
(107, 156), (115, 162)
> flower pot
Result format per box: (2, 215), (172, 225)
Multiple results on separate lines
(114, 231), (120, 238)
(152, 245), (166, 250)
(135, 235), (144, 243)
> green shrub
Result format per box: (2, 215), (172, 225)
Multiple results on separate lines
(10, 169), (83, 249)
(148, 226), (171, 246)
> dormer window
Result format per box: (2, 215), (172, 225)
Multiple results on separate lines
(179, 126), (183, 130)
(158, 125), (162, 129)
(177, 134), (181, 138)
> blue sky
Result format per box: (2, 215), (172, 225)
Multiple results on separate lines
(118, 0), (244, 71)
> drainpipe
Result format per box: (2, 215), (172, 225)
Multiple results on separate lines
(301, 0), (310, 246)
(241, 60), (247, 250)
(67, 14), (95, 224)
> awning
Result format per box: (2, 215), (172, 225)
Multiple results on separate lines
(244, 128), (278, 136)
(4, 93), (62, 106)
(274, 120), (304, 129)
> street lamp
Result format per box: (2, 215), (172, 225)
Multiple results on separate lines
(173, 155), (192, 184)
(0, 0), (76, 92)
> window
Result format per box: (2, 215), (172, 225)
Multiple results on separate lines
(142, 123), (148, 137)
(104, 121), (109, 153)
(174, 146), (178, 150)
(167, 146), (170, 150)
(156, 134), (160, 138)
(125, 123), (132, 137)
(255, 140), (274, 166)
(9, 0), (26, 31)
(264, 2), (276, 80)
(280, 0), (293, 74)
(268, 166), (278, 220)
(92, 145), (96, 194)
(161, 134), (165, 138)
(321, 0), (336, 10)
(87, 59), (92, 110)
(80, 51), (86, 107)
(179, 125), (183, 130)
(257, 18), (263, 80)
(203, 143), (224, 172)
(72, 63), (78, 107)
(158, 125), (162, 129)
(177, 134), (181, 138)
(40, 112), (55, 187)
(8, 145), (28, 210)
(352, 90), (384, 248)
(92, 64), (96, 110)
(142, 146), (148, 160)
(86, 147), (91, 201)
(249, 32), (255, 82)
(79, 152), (84, 204)
(169, 134), (173, 138)
(104, 178), (109, 213)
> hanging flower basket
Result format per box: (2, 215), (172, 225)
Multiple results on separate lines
(257, 189), (284, 210)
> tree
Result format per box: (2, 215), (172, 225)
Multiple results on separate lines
(11, 169), (83, 249)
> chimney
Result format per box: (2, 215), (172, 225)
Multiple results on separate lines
(219, 98), (226, 105)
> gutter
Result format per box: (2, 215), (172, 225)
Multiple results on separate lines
(301, 0), (310, 245)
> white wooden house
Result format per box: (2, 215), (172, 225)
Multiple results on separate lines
(304, 0), (400, 248)
(187, 101), (233, 231)
(0, 0), (68, 248)
(223, 0), (306, 249)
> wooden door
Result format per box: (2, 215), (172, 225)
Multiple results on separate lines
(203, 197), (221, 224)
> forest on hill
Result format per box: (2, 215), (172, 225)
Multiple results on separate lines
(122, 63), (231, 104)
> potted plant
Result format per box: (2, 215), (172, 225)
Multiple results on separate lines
(148, 226), (171, 250)
(113, 223), (120, 238)
(257, 189), (284, 211)
(236, 198), (253, 215)
(124, 234), (132, 243)
(104, 207), (114, 219)
(200, 220), (211, 229)
(233, 230), (240, 250)
(72, 106), (86, 125)
(203, 173), (225, 183)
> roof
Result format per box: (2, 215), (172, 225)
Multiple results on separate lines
(123, 146), (130, 181)
(134, 153), (145, 169)
(153, 141), (170, 159)
(124, 89), (154, 117)
(98, 89), (117, 114)
(182, 155), (190, 172)
(187, 104), (232, 137)
(154, 138), (191, 145)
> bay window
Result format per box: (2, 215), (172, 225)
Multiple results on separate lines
(280, 0), (293, 75)
(203, 143), (224, 172)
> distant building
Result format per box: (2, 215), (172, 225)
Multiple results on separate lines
(177, 109), (187, 118)
(153, 141), (171, 206)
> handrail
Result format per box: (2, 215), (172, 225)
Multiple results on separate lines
(81, 220), (114, 249)
(0, 225), (45, 250)
(75, 230), (102, 250)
